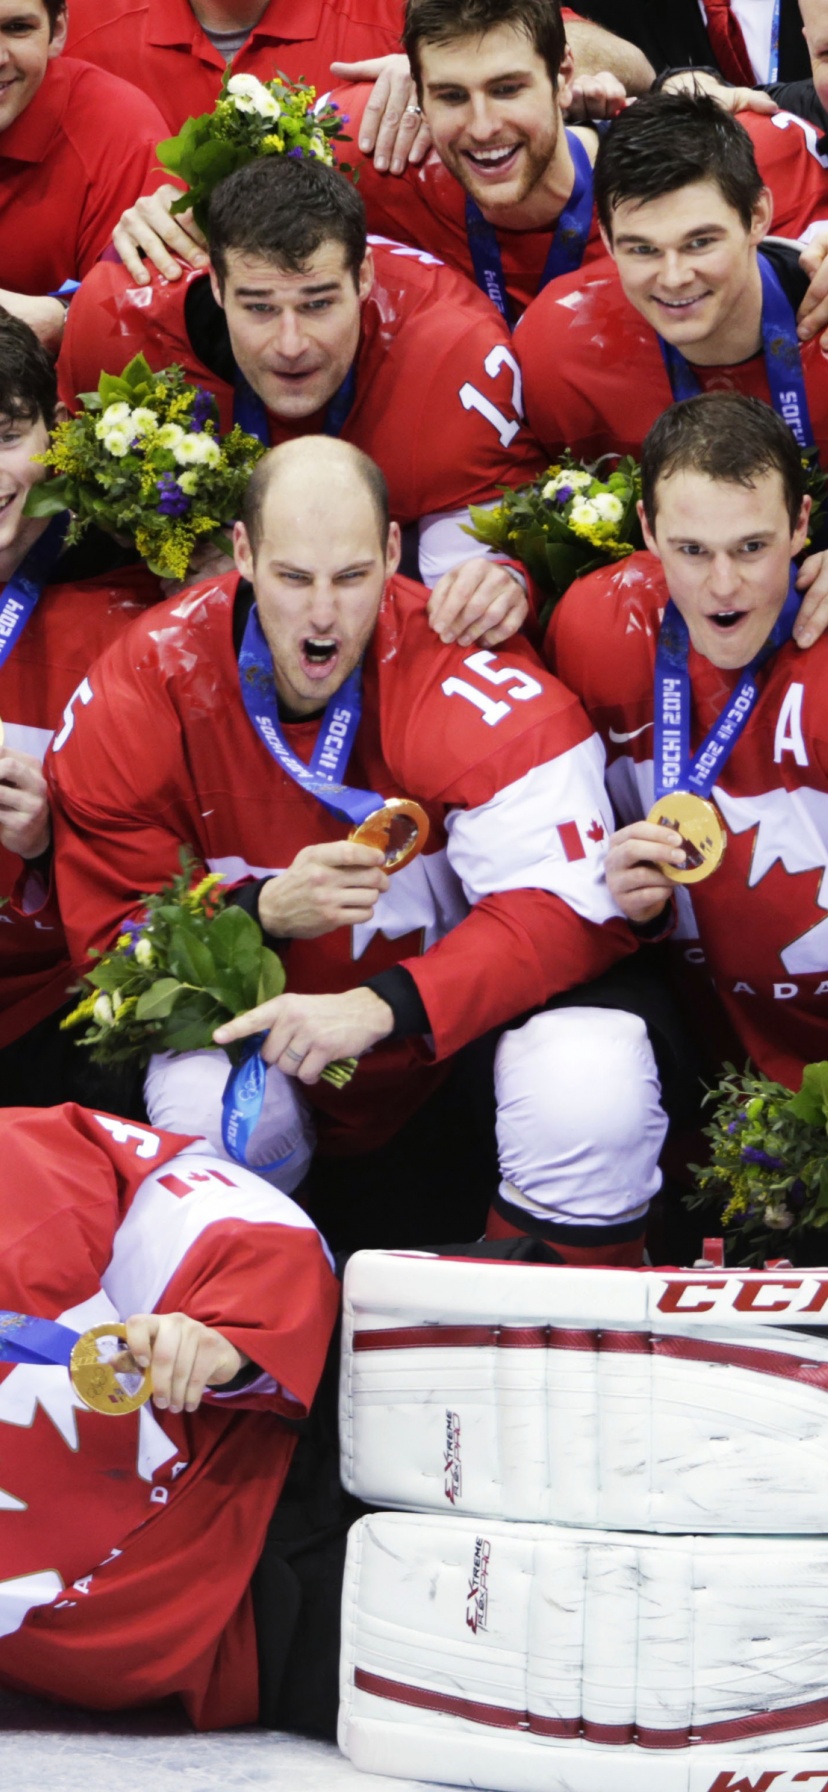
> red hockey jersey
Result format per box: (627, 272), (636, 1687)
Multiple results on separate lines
(0, 563), (159, 1048)
(517, 249), (828, 464)
(57, 242), (545, 531)
(548, 551), (828, 1088)
(332, 102), (828, 323)
(47, 572), (634, 1152)
(0, 1103), (339, 1728)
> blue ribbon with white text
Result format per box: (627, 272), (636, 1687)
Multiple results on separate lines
(465, 129), (594, 325)
(0, 1310), (79, 1368)
(658, 253), (817, 461)
(0, 511), (69, 673)
(654, 569), (800, 802)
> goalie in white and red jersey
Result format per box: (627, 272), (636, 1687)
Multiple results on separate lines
(548, 391), (828, 1128)
(0, 1100), (339, 1731)
(46, 433), (671, 1267)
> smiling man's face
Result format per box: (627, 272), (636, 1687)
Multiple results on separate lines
(0, 0), (66, 132)
(640, 467), (810, 669)
(605, 178), (772, 362)
(418, 20), (570, 217)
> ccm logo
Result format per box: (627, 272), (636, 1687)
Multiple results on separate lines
(707, 1772), (828, 1791)
(657, 1277), (828, 1318)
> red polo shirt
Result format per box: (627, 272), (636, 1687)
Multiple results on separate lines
(65, 0), (405, 133)
(0, 57), (172, 293)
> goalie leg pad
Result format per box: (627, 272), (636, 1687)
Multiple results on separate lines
(339, 1513), (828, 1789)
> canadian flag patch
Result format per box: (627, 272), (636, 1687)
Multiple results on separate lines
(556, 818), (606, 862)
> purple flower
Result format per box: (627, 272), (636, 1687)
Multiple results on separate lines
(338, 113), (350, 124)
(156, 473), (189, 517)
(190, 388), (213, 433)
(740, 1145), (783, 1169)
(556, 484), (574, 504)
(287, 146), (304, 158)
(117, 919), (144, 956)
(328, 100), (339, 110)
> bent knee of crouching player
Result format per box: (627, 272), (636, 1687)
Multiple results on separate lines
(490, 1006), (668, 1265)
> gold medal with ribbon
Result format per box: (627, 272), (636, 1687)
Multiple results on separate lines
(349, 797), (430, 874)
(69, 1322), (152, 1417)
(647, 791), (727, 885)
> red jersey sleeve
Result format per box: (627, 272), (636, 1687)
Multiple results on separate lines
(743, 110), (828, 240)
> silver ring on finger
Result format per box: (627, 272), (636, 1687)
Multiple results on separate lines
(405, 103), (422, 115)
(284, 1046), (304, 1062)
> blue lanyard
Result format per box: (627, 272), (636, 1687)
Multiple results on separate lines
(654, 569), (800, 801)
(223, 599), (384, 1170)
(464, 129), (594, 325)
(232, 361), (358, 446)
(0, 1310), (79, 1368)
(658, 254), (817, 460)
(0, 512), (69, 672)
(237, 600), (383, 826)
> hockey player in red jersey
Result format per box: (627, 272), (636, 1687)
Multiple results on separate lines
(0, 313), (160, 1109)
(548, 392), (828, 1095)
(518, 91), (828, 466)
(47, 436), (667, 1263)
(0, 1100), (339, 1729)
(60, 154), (542, 647)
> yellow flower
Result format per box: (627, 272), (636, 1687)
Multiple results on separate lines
(59, 991), (99, 1030)
(187, 871), (224, 907)
(262, 133), (285, 153)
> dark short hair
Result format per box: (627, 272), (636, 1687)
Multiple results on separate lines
(208, 158), (367, 292)
(595, 90), (765, 238)
(0, 311), (57, 430)
(44, 0), (66, 37)
(641, 393), (807, 534)
(241, 440), (390, 559)
(404, 0), (566, 92)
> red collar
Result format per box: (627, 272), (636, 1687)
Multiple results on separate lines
(0, 57), (74, 164)
(147, 0), (325, 50)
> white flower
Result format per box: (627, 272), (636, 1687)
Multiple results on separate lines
(103, 426), (132, 457)
(130, 407), (158, 437)
(227, 72), (281, 118)
(174, 433), (221, 467)
(541, 477), (564, 499)
(763, 1199), (794, 1230)
(308, 132), (327, 159)
(156, 423), (186, 451)
(100, 402), (131, 428)
(567, 471), (593, 490)
(177, 470), (200, 496)
(568, 498), (601, 528)
(134, 936), (155, 967)
(590, 492), (624, 523)
(92, 993), (115, 1027)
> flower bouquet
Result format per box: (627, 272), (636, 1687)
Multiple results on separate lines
(24, 354), (264, 581)
(687, 1060), (828, 1265)
(157, 68), (353, 235)
(61, 852), (354, 1088)
(465, 454), (643, 619)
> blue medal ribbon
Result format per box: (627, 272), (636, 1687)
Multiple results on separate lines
(464, 129), (594, 325)
(658, 254), (817, 460)
(232, 361), (357, 446)
(222, 601), (384, 1168)
(0, 1310), (80, 1368)
(654, 568), (800, 801)
(0, 512), (70, 673)
(769, 0), (781, 82)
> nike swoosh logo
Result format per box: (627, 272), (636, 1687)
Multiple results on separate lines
(608, 722), (653, 744)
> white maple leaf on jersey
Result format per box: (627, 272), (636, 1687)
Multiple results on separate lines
(715, 784), (828, 973)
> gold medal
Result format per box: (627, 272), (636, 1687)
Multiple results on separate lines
(646, 791), (727, 884)
(69, 1322), (152, 1417)
(349, 798), (429, 874)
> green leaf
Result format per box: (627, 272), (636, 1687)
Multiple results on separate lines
(786, 1061), (828, 1127)
(134, 977), (184, 1020)
(207, 903), (261, 969)
(22, 480), (74, 520)
(257, 947), (286, 1005)
(168, 927), (215, 987)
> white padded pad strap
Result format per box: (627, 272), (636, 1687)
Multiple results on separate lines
(340, 1254), (828, 1530)
(339, 1512), (828, 1787)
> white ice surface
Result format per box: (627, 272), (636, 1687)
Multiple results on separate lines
(0, 1686), (439, 1792)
